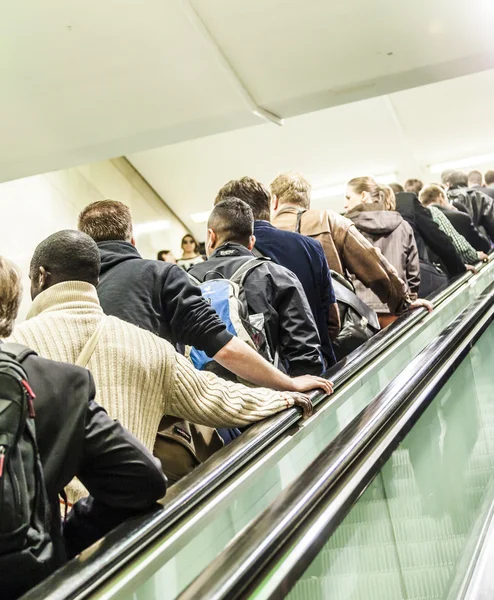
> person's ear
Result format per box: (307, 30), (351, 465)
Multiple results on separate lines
(38, 266), (48, 291)
(248, 235), (256, 251)
(206, 229), (217, 257)
(130, 237), (136, 247)
(272, 194), (279, 212)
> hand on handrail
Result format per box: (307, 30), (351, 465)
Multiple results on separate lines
(291, 394), (314, 419)
(288, 375), (334, 396)
(409, 298), (434, 313)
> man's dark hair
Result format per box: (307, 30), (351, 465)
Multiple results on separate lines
(485, 170), (494, 186)
(30, 230), (101, 286)
(389, 182), (404, 194)
(468, 170), (483, 187)
(445, 170), (468, 189)
(404, 178), (424, 195)
(208, 197), (254, 247)
(215, 177), (270, 221)
(78, 200), (133, 242)
(157, 250), (171, 261)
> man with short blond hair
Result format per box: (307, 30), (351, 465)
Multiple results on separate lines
(270, 172), (423, 315)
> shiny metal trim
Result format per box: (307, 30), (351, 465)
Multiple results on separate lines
(178, 280), (494, 600)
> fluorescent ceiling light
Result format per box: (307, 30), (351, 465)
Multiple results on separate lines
(312, 173), (397, 200)
(430, 153), (494, 174)
(134, 220), (171, 235)
(191, 210), (211, 224)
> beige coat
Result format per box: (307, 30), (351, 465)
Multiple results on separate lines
(273, 205), (412, 314)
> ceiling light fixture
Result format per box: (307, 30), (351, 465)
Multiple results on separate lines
(430, 153), (494, 174)
(190, 210), (211, 224)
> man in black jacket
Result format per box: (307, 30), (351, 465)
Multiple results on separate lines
(0, 256), (167, 599)
(189, 198), (328, 374)
(445, 171), (494, 242)
(468, 170), (494, 201)
(395, 192), (466, 296)
(78, 200), (327, 394)
(419, 185), (491, 253)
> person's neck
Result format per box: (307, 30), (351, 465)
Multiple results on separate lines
(182, 251), (199, 259)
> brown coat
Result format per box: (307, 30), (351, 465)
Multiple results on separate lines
(273, 205), (412, 315)
(346, 204), (420, 314)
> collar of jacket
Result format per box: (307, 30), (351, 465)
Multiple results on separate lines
(346, 202), (387, 217)
(27, 281), (104, 320)
(209, 242), (253, 259)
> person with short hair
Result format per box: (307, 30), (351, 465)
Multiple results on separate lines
(189, 198), (327, 375)
(468, 170), (483, 188)
(389, 182), (404, 194)
(177, 234), (204, 270)
(0, 255), (167, 598)
(157, 249), (176, 264)
(215, 177), (339, 365)
(270, 172), (428, 314)
(468, 169), (494, 201)
(485, 171), (494, 187)
(419, 185), (489, 264)
(10, 230), (323, 455)
(444, 171), (494, 241)
(78, 200), (329, 394)
(404, 179), (424, 195)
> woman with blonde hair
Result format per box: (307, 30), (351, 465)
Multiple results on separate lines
(344, 176), (420, 328)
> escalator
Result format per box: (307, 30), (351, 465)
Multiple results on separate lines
(180, 276), (494, 600)
(22, 261), (494, 600)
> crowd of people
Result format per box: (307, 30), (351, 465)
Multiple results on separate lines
(1, 166), (492, 597)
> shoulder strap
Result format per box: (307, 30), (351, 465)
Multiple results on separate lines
(188, 272), (201, 286)
(276, 206), (307, 233)
(230, 257), (270, 288)
(251, 246), (265, 258)
(76, 317), (108, 368)
(0, 342), (37, 363)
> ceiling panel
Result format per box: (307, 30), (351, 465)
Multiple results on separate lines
(129, 69), (494, 240)
(2, 0), (494, 184)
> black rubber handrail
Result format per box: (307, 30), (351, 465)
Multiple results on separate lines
(179, 279), (494, 600)
(21, 261), (488, 600)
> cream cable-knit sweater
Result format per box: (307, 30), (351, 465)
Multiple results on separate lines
(10, 282), (295, 453)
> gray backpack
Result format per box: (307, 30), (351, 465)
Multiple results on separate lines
(0, 343), (56, 599)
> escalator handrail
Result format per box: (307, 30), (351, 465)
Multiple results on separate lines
(22, 261), (488, 600)
(179, 278), (494, 600)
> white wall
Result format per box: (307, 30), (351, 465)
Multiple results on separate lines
(0, 157), (187, 320)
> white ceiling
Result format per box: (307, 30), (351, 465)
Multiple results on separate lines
(128, 69), (494, 239)
(2, 0), (494, 183)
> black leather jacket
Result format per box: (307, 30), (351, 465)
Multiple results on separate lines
(4, 348), (166, 598)
(189, 243), (326, 375)
(448, 186), (494, 242)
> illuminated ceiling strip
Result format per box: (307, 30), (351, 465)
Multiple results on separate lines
(430, 153), (494, 174)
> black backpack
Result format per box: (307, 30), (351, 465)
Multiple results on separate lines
(0, 343), (56, 599)
(330, 271), (381, 361)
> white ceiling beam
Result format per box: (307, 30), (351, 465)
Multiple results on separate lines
(172, 0), (284, 126)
